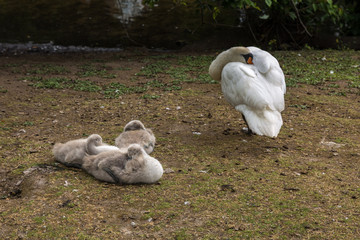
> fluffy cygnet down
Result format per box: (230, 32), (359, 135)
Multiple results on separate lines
(53, 134), (118, 168)
(86, 134), (120, 155)
(82, 144), (163, 184)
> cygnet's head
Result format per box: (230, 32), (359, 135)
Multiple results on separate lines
(115, 120), (156, 154)
(124, 120), (145, 131)
(87, 134), (103, 146)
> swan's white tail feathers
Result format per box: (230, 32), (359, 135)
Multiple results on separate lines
(235, 105), (282, 138)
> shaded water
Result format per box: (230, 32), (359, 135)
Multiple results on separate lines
(0, 0), (248, 49)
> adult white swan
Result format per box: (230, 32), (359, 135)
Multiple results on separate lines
(209, 46), (286, 138)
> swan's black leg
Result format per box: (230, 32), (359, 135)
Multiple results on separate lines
(241, 114), (254, 135)
(103, 168), (120, 184)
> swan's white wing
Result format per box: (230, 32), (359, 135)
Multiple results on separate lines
(221, 62), (284, 138)
(266, 66), (286, 94)
(249, 49), (272, 74)
(248, 46), (286, 94)
(221, 62), (274, 111)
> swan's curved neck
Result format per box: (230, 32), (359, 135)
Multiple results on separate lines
(209, 47), (248, 81)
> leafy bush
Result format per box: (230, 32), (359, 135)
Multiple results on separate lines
(144, 0), (359, 48)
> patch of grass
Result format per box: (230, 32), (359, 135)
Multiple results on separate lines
(0, 126), (11, 131)
(77, 64), (116, 78)
(329, 90), (347, 96)
(289, 104), (309, 109)
(23, 121), (34, 126)
(0, 85), (7, 93)
(165, 66), (191, 82)
(174, 228), (190, 240)
(145, 80), (165, 88)
(164, 84), (182, 91)
(196, 74), (217, 84)
(348, 80), (360, 90)
(72, 80), (102, 92)
(177, 55), (213, 69)
(33, 215), (47, 224)
(136, 60), (170, 77)
(103, 82), (147, 98)
(22, 75), (42, 82)
(30, 77), (101, 92)
(30, 77), (69, 89)
(277, 50), (360, 89)
(117, 67), (131, 71)
(27, 64), (70, 75)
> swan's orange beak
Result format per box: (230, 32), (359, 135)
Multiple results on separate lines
(247, 57), (253, 64)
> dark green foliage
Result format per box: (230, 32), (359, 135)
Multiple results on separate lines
(144, 0), (360, 48)
(0, 0), (123, 46)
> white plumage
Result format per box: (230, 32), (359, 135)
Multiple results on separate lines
(209, 46), (286, 138)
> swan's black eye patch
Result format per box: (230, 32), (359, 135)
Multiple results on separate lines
(242, 53), (254, 64)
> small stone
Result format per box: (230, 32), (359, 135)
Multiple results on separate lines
(29, 149), (38, 153)
(164, 168), (174, 174)
(130, 222), (137, 228)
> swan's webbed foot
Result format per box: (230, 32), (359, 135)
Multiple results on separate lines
(242, 127), (254, 135)
(103, 167), (120, 184)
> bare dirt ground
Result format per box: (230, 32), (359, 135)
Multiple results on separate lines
(0, 49), (359, 239)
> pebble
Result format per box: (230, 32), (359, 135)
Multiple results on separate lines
(164, 168), (174, 174)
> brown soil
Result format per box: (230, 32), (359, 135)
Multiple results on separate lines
(0, 50), (359, 239)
